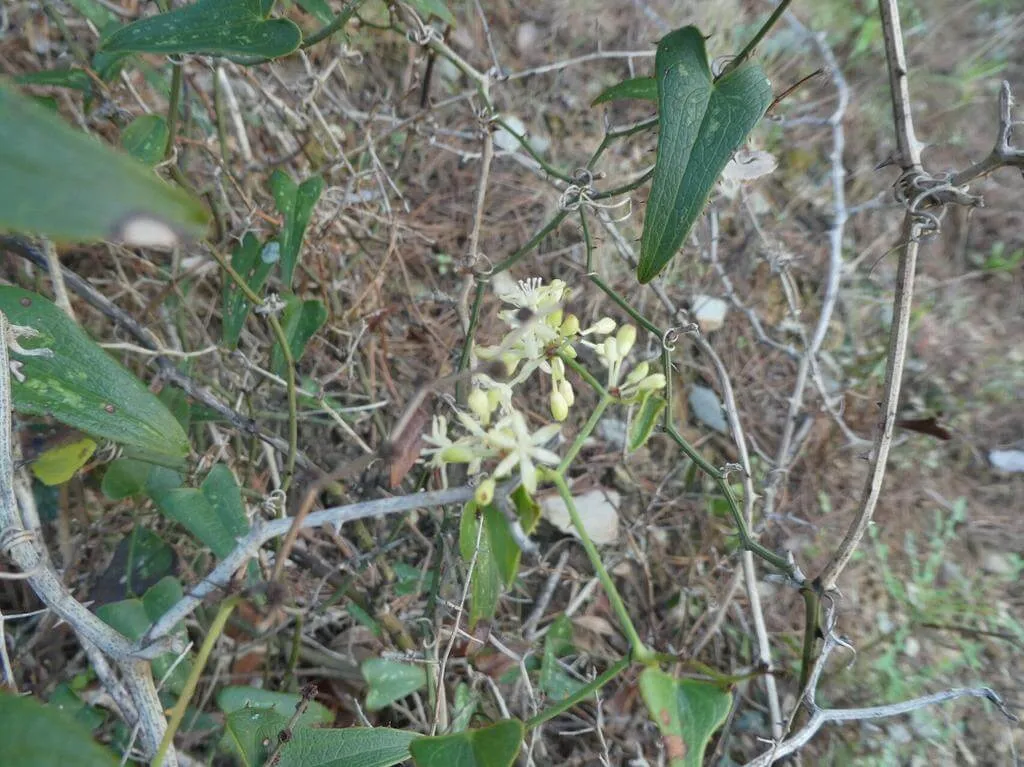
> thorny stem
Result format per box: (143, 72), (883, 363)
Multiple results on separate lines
(720, 0), (795, 79)
(817, 0), (922, 592)
(151, 597), (240, 767)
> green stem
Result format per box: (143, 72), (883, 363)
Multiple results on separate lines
(558, 395), (609, 473)
(456, 279), (487, 402)
(494, 117), (574, 183)
(525, 655), (632, 730)
(151, 596), (240, 767)
(550, 473), (653, 663)
(798, 586), (820, 691)
(209, 249), (298, 490)
(593, 167), (655, 200)
(588, 273), (661, 337)
(492, 210), (570, 273)
(720, 0), (794, 79)
(302, 0), (363, 48)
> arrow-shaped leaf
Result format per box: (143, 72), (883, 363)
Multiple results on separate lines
(101, 0), (301, 59)
(639, 668), (732, 767)
(638, 27), (772, 284)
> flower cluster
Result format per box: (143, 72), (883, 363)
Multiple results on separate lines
(422, 278), (666, 502)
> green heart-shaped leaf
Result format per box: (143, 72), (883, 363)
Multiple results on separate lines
(0, 83), (209, 245)
(101, 0), (301, 59)
(638, 668), (732, 767)
(0, 693), (118, 767)
(410, 719), (523, 767)
(0, 286), (189, 459)
(362, 658), (427, 712)
(637, 27), (772, 283)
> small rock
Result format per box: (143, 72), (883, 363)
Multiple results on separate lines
(540, 488), (620, 545)
(904, 636), (920, 658)
(692, 295), (728, 333)
(494, 115), (527, 152)
(515, 22), (539, 55)
(990, 449), (1024, 473)
(597, 418), (627, 449)
(688, 385), (728, 434)
(980, 551), (1015, 576)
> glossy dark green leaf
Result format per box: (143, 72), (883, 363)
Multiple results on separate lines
(15, 68), (94, 93)
(101, 0), (302, 59)
(217, 686), (333, 728)
(638, 668), (732, 767)
(270, 171), (325, 287)
(0, 84), (209, 245)
(121, 114), (168, 166)
(224, 706), (419, 767)
(637, 27), (772, 283)
(410, 719), (523, 767)
(0, 287), (190, 458)
(271, 295), (327, 375)
(628, 392), (665, 452)
(591, 75), (656, 106)
(222, 233), (276, 348)
(362, 658), (427, 712)
(0, 693), (119, 767)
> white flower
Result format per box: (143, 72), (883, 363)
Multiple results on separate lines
(488, 411), (561, 494)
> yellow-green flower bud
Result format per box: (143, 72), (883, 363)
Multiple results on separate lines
(441, 444), (476, 464)
(550, 356), (566, 380)
(616, 324), (637, 358)
(602, 337), (618, 363)
(550, 389), (569, 422)
(624, 361), (650, 386)
(558, 378), (575, 407)
(474, 477), (496, 506)
(638, 373), (667, 391)
(546, 308), (564, 329)
(559, 313), (581, 337)
(468, 388), (491, 424)
(585, 316), (616, 336)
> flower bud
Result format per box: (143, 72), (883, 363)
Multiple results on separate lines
(639, 373), (667, 391)
(474, 477), (496, 506)
(559, 313), (580, 337)
(545, 308), (564, 329)
(468, 388), (491, 424)
(624, 361), (651, 386)
(602, 337), (618, 363)
(550, 356), (565, 380)
(585, 316), (617, 336)
(441, 444), (476, 464)
(558, 378), (575, 407)
(616, 324), (637, 358)
(550, 389), (569, 422)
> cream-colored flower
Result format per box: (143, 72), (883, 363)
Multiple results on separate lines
(488, 411), (561, 494)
